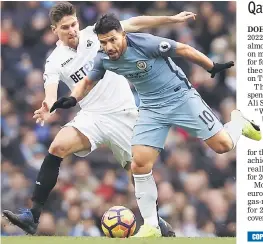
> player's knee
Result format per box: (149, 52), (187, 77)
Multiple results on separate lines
(131, 158), (153, 174)
(49, 142), (69, 158)
(212, 138), (233, 154)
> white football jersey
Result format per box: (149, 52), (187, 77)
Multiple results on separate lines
(43, 26), (136, 113)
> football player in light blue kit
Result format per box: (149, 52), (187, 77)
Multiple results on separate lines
(51, 14), (262, 237)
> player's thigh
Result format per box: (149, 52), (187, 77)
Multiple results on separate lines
(107, 108), (138, 147)
(101, 109), (138, 167)
(131, 109), (170, 150)
(172, 90), (223, 140)
(49, 126), (91, 157)
(131, 145), (160, 174)
(62, 111), (107, 157)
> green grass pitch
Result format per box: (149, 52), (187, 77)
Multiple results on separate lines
(2, 237), (236, 244)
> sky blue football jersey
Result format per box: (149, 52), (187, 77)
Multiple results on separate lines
(86, 33), (192, 109)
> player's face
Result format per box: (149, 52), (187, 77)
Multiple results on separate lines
(98, 30), (126, 60)
(52, 15), (80, 49)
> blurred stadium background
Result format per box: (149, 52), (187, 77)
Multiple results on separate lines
(1, 1), (236, 238)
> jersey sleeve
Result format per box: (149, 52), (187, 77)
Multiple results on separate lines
(43, 59), (60, 87)
(130, 33), (178, 58)
(85, 52), (106, 82)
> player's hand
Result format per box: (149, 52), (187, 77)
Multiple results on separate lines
(50, 96), (77, 113)
(172, 11), (197, 23)
(33, 101), (53, 126)
(208, 61), (235, 78)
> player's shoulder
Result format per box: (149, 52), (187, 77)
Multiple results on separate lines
(80, 25), (96, 37)
(126, 32), (156, 44)
(127, 32), (155, 38)
(126, 32), (160, 57)
(44, 45), (67, 73)
(45, 45), (64, 64)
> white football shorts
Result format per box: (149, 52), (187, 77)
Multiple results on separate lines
(64, 108), (138, 168)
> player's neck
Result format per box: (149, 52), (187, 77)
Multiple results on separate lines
(121, 39), (128, 56)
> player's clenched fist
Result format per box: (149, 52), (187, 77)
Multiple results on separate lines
(208, 61), (235, 78)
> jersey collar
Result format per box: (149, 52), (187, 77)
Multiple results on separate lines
(56, 39), (78, 53)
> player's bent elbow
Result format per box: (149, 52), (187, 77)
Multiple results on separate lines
(83, 76), (91, 85)
(83, 76), (96, 90)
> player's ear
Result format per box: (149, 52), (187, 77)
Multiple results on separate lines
(51, 25), (57, 34)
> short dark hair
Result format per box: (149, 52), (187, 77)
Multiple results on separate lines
(94, 14), (122, 35)
(49, 2), (76, 25)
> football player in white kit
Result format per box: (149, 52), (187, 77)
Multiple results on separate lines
(2, 2), (196, 236)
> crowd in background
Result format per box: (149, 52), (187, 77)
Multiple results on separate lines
(1, 1), (236, 237)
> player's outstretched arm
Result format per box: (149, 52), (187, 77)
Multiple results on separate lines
(121, 11), (196, 32)
(175, 42), (234, 78)
(33, 82), (59, 126)
(44, 83), (58, 109)
(49, 77), (96, 113)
